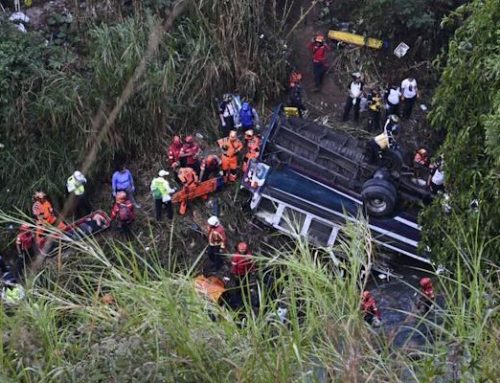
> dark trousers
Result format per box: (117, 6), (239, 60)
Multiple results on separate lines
(154, 198), (173, 221)
(73, 194), (92, 218)
(343, 96), (361, 121)
(312, 62), (326, 88)
(366, 140), (381, 164)
(207, 245), (223, 270)
(430, 182), (444, 195)
(221, 116), (235, 137)
(368, 110), (381, 132)
(402, 96), (416, 119)
(386, 102), (399, 117)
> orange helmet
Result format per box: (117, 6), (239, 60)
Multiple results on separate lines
(229, 130), (238, 140)
(20, 224), (30, 232)
(237, 242), (248, 253)
(173, 135), (181, 145)
(362, 290), (372, 300)
(290, 71), (302, 84)
(185, 135), (194, 144)
(314, 33), (325, 43)
(419, 277), (433, 289)
(116, 191), (127, 203)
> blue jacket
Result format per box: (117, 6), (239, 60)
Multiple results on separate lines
(112, 169), (135, 195)
(239, 103), (254, 127)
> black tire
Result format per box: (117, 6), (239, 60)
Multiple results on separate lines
(380, 148), (404, 173)
(361, 178), (397, 217)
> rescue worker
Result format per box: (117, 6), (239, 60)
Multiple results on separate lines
(218, 130), (244, 182)
(287, 71), (306, 117)
(239, 102), (260, 132)
(367, 88), (383, 132)
(230, 242), (255, 286)
(32, 192), (66, 230)
(110, 191), (136, 235)
(428, 156), (445, 194)
(342, 72), (364, 122)
(206, 216), (227, 271)
(150, 170), (175, 221)
(112, 164), (140, 208)
(167, 135), (183, 170)
(365, 115), (400, 164)
(361, 290), (381, 327)
(66, 170), (91, 218)
(385, 83), (401, 117)
(176, 166), (199, 214)
(242, 129), (261, 173)
(16, 224), (35, 273)
(401, 76), (419, 119)
(307, 33), (331, 91)
(413, 147), (430, 180)
(199, 154), (222, 182)
(219, 93), (237, 137)
(179, 135), (201, 174)
(417, 277), (435, 314)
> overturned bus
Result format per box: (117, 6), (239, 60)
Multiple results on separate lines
(242, 108), (432, 263)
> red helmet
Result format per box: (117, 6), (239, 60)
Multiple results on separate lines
(314, 33), (325, 43)
(185, 135), (194, 144)
(419, 277), (433, 288)
(20, 224), (30, 232)
(237, 242), (248, 253)
(173, 135), (181, 145)
(116, 191), (127, 203)
(362, 290), (372, 300)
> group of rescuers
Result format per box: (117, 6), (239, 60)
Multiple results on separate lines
(9, 33), (442, 321)
(288, 32), (446, 194)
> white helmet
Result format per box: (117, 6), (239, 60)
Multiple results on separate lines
(207, 216), (220, 226)
(73, 171), (87, 183)
(158, 170), (169, 177)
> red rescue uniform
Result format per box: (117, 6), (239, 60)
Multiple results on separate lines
(180, 142), (201, 167)
(230, 251), (254, 277)
(361, 292), (381, 321)
(16, 232), (34, 253)
(167, 137), (183, 168)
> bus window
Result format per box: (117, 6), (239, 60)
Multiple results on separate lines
(278, 207), (306, 234)
(308, 219), (334, 246)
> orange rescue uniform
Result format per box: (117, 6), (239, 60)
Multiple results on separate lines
(218, 136), (243, 171)
(243, 135), (261, 172)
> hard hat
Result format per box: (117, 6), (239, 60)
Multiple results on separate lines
(20, 223), (30, 232)
(362, 290), (372, 300)
(207, 216), (219, 226)
(229, 130), (238, 140)
(73, 170), (87, 183)
(173, 135), (181, 144)
(116, 191), (127, 203)
(34, 191), (46, 200)
(420, 277), (432, 288)
(158, 170), (169, 177)
(237, 242), (248, 253)
(245, 129), (254, 138)
(241, 102), (250, 111)
(290, 71), (302, 84)
(352, 72), (362, 79)
(314, 33), (325, 43)
(388, 114), (400, 124)
(185, 135), (194, 144)
(417, 148), (428, 156)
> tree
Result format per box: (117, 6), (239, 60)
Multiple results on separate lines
(422, 0), (500, 264)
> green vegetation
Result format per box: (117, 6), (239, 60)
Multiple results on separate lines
(422, 0), (500, 265)
(0, 212), (498, 382)
(0, 0), (289, 212)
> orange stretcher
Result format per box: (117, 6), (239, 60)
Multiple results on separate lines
(194, 275), (226, 303)
(172, 176), (225, 215)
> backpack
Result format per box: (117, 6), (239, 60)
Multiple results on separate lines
(239, 105), (254, 127)
(118, 203), (132, 221)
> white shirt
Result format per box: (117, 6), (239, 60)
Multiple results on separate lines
(387, 88), (401, 105)
(349, 81), (363, 98)
(431, 168), (444, 186)
(222, 102), (235, 118)
(401, 78), (418, 98)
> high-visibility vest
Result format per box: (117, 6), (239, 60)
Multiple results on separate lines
(150, 177), (172, 199)
(67, 175), (85, 195)
(374, 132), (389, 150)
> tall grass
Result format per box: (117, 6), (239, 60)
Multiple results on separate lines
(0, 211), (497, 382)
